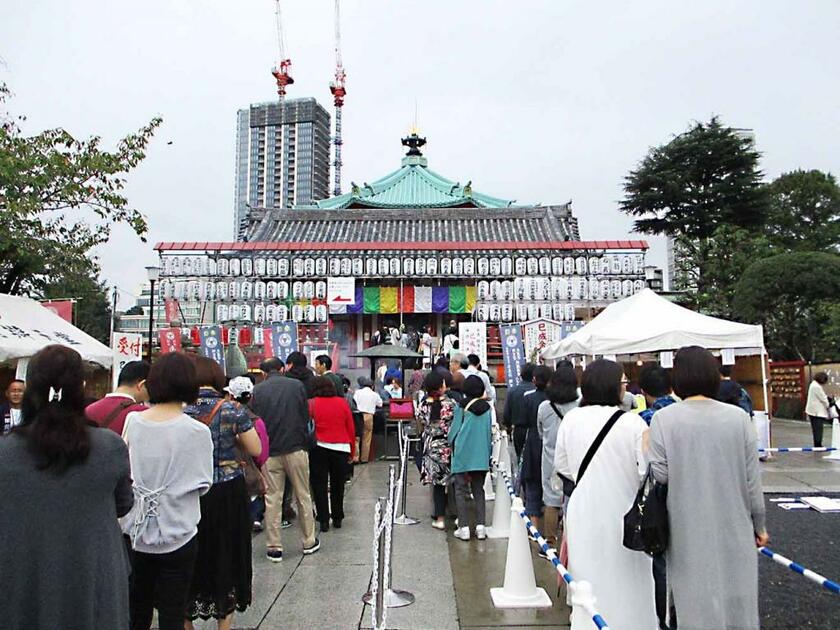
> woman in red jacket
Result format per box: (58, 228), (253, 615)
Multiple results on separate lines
(309, 376), (356, 532)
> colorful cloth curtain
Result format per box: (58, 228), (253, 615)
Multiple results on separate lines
(380, 287), (399, 314)
(363, 286), (380, 314)
(414, 286), (432, 313)
(330, 285), (475, 315)
(432, 287), (449, 313)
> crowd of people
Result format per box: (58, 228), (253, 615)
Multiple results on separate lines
(1, 334), (837, 629)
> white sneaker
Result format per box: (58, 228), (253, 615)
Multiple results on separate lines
(476, 525), (487, 540)
(453, 526), (471, 541)
(431, 519), (445, 530)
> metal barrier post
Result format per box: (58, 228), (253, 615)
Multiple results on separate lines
(395, 429), (420, 525)
(384, 463), (415, 607)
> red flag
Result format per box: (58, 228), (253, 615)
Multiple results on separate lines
(42, 300), (73, 323)
(190, 327), (201, 345)
(263, 327), (273, 359)
(159, 327), (182, 354)
(401, 286), (414, 313)
(164, 299), (180, 324)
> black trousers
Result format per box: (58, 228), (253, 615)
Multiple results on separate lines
(130, 536), (199, 630)
(309, 445), (348, 524)
(432, 484), (447, 519)
(513, 426), (528, 458)
(809, 415), (827, 447)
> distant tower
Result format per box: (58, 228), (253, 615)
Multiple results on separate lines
(330, 0), (346, 197)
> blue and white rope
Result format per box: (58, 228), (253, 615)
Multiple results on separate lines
(495, 463), (610, 630)
(758, 547), (840, 595)
(758, 447), (837, 453)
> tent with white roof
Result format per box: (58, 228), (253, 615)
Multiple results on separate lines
(0, 293), (113, 368)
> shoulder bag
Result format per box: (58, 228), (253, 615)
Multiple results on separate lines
(549, 402), (577, 496)
(623, 465), (669, 555)
(562, 409), (624, 497)
(102, 399), (136, 429)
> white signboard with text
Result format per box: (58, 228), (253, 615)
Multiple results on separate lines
(327, 277), (356, 306)
(523, 318), (563, 362)
(459, 322), (488, 369)
(111, 332), (143, 389)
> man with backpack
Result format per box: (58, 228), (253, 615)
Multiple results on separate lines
(86, 361), (150, 434)
(717, 365), (754, 418)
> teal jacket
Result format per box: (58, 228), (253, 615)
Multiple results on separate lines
(448, 402), (493, 474)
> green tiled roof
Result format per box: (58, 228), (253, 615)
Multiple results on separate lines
(316, 153), (514, 210)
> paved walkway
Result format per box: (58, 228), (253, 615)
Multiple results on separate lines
(191, 418), (840, 630)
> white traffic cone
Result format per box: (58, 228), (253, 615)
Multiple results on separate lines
(824, 419), (840, 461)
(498, 433), (513, 476)
(484, 471), (496, 501)
(490, 497), (552, 608)
(486, 471), (512, 539)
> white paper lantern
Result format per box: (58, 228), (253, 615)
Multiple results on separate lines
(303, 281), (315, 299)
(600, 279), (611, 298)
(265, 282), (276, 300)
(514, 258), (527, 276)
(403, 257), (415, 276)
(240, 304), (252, 321)
(216, 304), (228, 321)
(229, 281), (241, 300)
(440, 258), (452, 275)
(365, 258), (377, 276)
(241, 281), (253, 300)
(552, 304), (565, 322)
(570, 278), (582, 299)
(292, 258), (304, 277)
(523, 278), (535, 301)
(489, 257), (501, 276)
(315, 305), (328, 323)
(304, 258), (315, 277)
(527, 257), (539, 276)
(329, 258), (341, 276)
(610, 256), (622, 275)
(304, 305), (316, 323)
(376, 258), (387, 276)
(622, 255), (632, 275)
(558, 278), (569, 299)
(563, 257), (575, 275)
(575, 256), (587, 275)
(241, 258), (253, 276)
(207, 258), (217, 276)
(489, 304), (501, 322)
(340, 257), (352, 276)
(277, 305), (289, 322)
(622, 279), (633, 296)
(464, 258), (475, 276)
(634, 279), (646, 293)
(181, 257), (191, 276)
(489, 280), (501, 300)
(475, 304), (488, 322)
(634, 254), (645, 275)
(159, 279), (171, 299)
(292, 281), (304, 299)
(292, 305), (304, 322)
(600, 256), (610, 275)
(539, 257), (551, 276)
(255, 258), (267, 276)
(352, 258), (363, 276)
(565, 304), (576, 321)
(416, 258), (427, 275)
(513, 278), (525, 301)
(266, 258), (277, 277)
(390, 258), (400, 276)
(427, 258), (438, 275)
(477, 257), (489, 276)
(315, 281), (327, 300)
(501, 280), (513, 301)
(254, 304), (266, 323)
(539, 304), (551, 319)
(277, 258), (290, 277)
(527, 304), (540, 320)
(315, 258), (327, 276)
(477, 281), (490, 300)
(214, 281), (225, 300)
(552, 256), (564, 276)
(255, 281), (266, 299)
(161, 258), (172, 276)
(452, 258), (463, 276)
(266, 304), (277, 322)
(216, 258), (228, 276)
(278, 282), (290, 300)
(501, 303), (514, 322)
(588, 257), (600, 275)
(589, 279), (600, 299)
(229, 258), (241, 276)
(611, 280), (622, 297)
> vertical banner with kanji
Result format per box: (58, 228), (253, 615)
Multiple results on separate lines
(111, 332), (143, 389)
(270, 321), (298, 363)
(198, 325), (226, 373)
(523, 319), (563, 362)
(159, 327), (182, 354)
(458, 322), (488, 369)
(500, 324), (526, 388)
(164, 299), (181, 324)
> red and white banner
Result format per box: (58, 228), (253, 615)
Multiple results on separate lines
(41, 300), (73, 323)
(164, 298), (180, 324)
(111, 332), (143, 389)
(159, 327), (182, 354)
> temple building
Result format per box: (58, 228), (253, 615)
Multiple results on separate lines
(156, 133), (648, 367)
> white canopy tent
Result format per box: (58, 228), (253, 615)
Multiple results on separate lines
(542, 289), (769, 412)
(0, 293), (113, 369)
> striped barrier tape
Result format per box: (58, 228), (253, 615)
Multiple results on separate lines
(758, 547), (840, 595)
(758, 447), (837, 453)
(494, 463), (610, 630)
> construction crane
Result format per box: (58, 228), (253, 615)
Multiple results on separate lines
(271, 0), (294, 208)
(329, 0), (346, 197)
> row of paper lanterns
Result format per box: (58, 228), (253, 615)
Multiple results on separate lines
(161, 253), (646, 279)
(161, 276), (647, 302)
(214, 302), (581, 324)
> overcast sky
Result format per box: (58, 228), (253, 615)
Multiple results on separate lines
(3, 1), (839, 308)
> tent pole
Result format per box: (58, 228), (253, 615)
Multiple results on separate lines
(760, 349), (770, 416)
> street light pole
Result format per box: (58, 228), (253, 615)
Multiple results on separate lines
(145, 266), (160, 363)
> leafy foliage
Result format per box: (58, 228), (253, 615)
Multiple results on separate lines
(0, 83), (161, 294)
(765, 170), (840, 253)
(733, 252), (840, 361)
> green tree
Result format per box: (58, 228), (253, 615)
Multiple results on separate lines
(0, 83), (161, 294)
(41, 271), (112, 344)
(733, 251), (840, 361)
(620, 117), (769, 301)
(764, 169), (840, 253)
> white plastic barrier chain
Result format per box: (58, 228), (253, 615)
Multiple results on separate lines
(492, 457), (610, 629)
(759, 447), (837, 453)
(758, 547), (840, 595)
